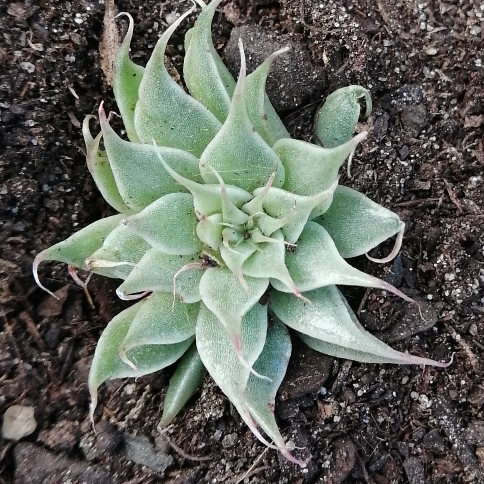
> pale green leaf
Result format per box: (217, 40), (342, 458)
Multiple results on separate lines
(196, 302), (275, 448)
(159, 343), (206, 428)
(314, 85), (372, 148)
(245, 48), (290, 146)
(112, 13), (144, 143)
(123, 193), (202, 256)
(199, 267), (269, 346)
(272, 222), (412, 302)
(86, 225), (151, 280)
(33, 215), (125, 297)
(99, 105), (201, 211)
(272, 286), (448, 366)
(199, 40), (284, 192)
(316, 185), (404, 258)
(133, 7), (221, 156)
(246, 319), (304, 466)
(88, 301), (193, 417)
(183, 0), (235, 122)
(120, 292), (199, 352)
(83, 116), (133, 214)
(117, 248), (203, 303)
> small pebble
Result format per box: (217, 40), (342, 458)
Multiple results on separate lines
(2, 405), (37, 440)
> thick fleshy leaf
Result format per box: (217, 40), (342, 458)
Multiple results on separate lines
(242, 230), (301, 297)
(33, 215), (125, 297)
(99, 104), (201, 211)
(196, 302), (275, 448)
(219, 240), (257, 288)
(199, 267), (269, 347)
(112, 13), (144, 143)
(122, 193), (202, 255)
(83, 116), (133, 214)
(251, 181), (337, 244)
(120, 292), (198, 353)
(88, 301), (193, 419)
(274, 132), (367, 199)
(316, 185), (405, 259)
(314, 85), (372, 148)
(159, 343), (206, 428)
(245, 48), (290, 146)
(272, 286), (449, 367)
(86, 225), (151, 280)
(116, 248), (203, 303)
(246, 320), (304, 467)
(183, 0), (235, 122)
(133, 7), (221, 156)
(271, 222), (412, 302)
(199, 40), (284, 192)
(154, 150), (252, 216)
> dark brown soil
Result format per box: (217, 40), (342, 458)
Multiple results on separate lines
(1, 0), (483, 482)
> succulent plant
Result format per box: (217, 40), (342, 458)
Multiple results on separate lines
(33, 0), (450, 466)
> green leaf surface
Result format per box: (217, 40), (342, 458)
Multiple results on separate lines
(86, 225), (151, 280)
(196, 302), (275, 447)
(245, 48), (290, 146)
(83, 116), (134, 214)
(159, 343), (206, 428)
(123, 193), (202, 256)
(120, 292), (199, 352)
(274, 132), (366, 202)
(88, 301), (193, 417)
(199, 41), (285, 192)
(117, 248), (203, 303)
(133, 7), (221, 156)
(199, 267), (269, 346)
(314, 85), (372, 148)
(99, 105), (201, 211)
(33, 215), (125, 297)
(316, 185), (404, 258)
(272, 222), (409, 300)
(246, 319), (304, 466)
(183, 0), (235, 122)
(112, 13), (145, 143)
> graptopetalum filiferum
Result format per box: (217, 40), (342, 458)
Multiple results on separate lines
(33, 0), (450, 466)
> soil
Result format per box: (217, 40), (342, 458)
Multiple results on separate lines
(1, 0), (483, 483)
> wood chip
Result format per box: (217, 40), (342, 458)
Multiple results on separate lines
(99, 0), (120, 86)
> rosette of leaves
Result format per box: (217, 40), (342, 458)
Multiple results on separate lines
(33, 0), (449, 466)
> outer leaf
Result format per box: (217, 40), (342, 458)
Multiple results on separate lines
(183, 0), (235, 122)
(86, 225), (151, 280)
(199, 267), (269, 348)
(271, 286), (449, 366)
(88, 302), (193, 419)
(33, 215), (125, 297)
(245, 48), (290, 146)
(120, 292), (199, 353)
(133, 7), (221, 156)
(271, 222), (412, 301)
(159, 343), (206, 428)
(123, 193), (202, 256)
(246, 320), (305, 467)
(112, 13), (144, 143)
(83, 116), (133, 214)
(314, 85), (372, 148)
(196, 302), (275, 448)
(116, 248), (203, 303)
(316, 185), (405, 258)
(199, 40), (285, 192)
(99, 105), (201, 211)
(274, 132), (367, 199)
